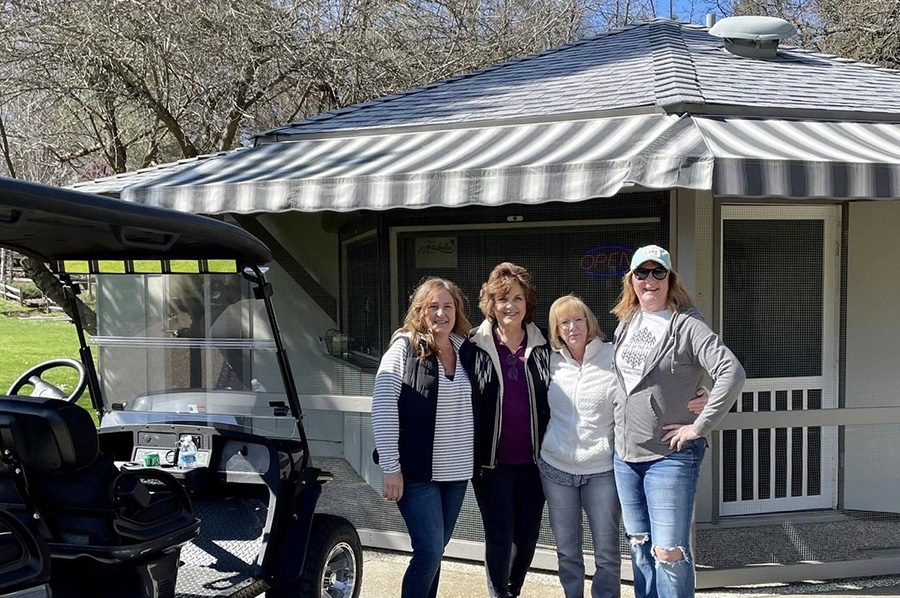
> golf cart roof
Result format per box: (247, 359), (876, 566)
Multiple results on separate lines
(0, 177), (271, 264)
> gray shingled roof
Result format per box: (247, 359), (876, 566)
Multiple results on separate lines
(260, 20), (900, 140)
(682, 27), (900, 115)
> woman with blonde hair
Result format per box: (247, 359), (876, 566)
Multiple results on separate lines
(541, 295), (621, 598)
(469, 262), (551, 598)
(541, 295), (707, 598)
(372, 277), (477, 598)
(611, 245), (745, 598)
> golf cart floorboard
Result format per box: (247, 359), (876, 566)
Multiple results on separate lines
(175, 496), (268, 598)
(181, 497), (267, 569)
(174, 567), (266, 598)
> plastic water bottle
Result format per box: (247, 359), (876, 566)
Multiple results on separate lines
(177, 436), (198, 469)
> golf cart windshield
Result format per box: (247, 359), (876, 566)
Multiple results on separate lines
(95, 271), (298, 439)
(0, 176), (304, 443)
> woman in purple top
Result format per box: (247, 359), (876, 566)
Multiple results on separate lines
(470, 262), (552, 598)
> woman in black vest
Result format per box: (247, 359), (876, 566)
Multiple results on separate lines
(372, 277), (477, 598)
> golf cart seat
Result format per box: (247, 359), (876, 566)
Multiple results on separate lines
(0, 396), (199, 598)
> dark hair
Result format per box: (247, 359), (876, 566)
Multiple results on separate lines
(478, 262), (538, 324)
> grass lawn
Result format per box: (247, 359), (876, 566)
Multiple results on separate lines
(62, 259), (237, 273)
(0, 314), (96, 415)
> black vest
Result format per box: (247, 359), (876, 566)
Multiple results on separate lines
(377, 337), (477, 482)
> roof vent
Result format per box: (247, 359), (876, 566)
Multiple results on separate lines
(708, 16), (797, 59)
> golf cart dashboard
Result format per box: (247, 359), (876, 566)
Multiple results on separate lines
(101, 424), (300, 486)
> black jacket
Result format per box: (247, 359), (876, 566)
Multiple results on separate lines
(469, 320), (551, 472)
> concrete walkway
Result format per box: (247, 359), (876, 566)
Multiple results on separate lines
(360, 550), (900, 598)
(363, 550), (574, 598)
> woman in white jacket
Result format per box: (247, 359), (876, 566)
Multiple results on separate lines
(540, 296), (706, 598)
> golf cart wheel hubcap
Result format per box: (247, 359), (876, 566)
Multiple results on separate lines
(322, 541), (357, 597)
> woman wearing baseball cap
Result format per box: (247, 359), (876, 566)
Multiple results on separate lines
(611, 245), (745, 598)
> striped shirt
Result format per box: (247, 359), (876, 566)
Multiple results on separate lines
(372, 333), (474, 481)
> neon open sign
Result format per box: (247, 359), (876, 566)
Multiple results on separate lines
(581, 245), (633, 277)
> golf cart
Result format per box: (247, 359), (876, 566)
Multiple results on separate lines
(0, 177), (362, 598)
(0, 509), (51, 598)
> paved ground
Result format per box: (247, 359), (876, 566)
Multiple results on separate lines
(360, 550), (900, 598)
(313, 458), (900, 597)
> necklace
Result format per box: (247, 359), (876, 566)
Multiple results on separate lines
(495, 325), (524, 351)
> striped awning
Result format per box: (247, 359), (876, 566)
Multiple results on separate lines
(684, 117), (900, 199)
(120, 115), (711, 214)
(118, 115), (900, 213)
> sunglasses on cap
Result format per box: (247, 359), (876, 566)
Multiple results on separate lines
(633, 266), (669, 281)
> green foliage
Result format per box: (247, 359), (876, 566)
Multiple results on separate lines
(0, 298), (31, 316)
(13, 281), (43, 300)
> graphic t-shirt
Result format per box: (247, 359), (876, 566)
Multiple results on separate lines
(617, 310), (672, 394)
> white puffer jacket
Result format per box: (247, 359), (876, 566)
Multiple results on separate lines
(540, 339), (617, 475)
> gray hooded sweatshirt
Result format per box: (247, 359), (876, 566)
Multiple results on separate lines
(613, 307), (746, 463)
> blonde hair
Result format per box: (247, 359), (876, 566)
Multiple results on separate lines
(548, 295), (605, 350)
(611, 267), (695, 322)
(396, 278), (471, 360)
(478, 262), (538, 324)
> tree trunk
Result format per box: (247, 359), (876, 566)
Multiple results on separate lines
(21, 257), (97, 335)
(0, 114), (16, 178)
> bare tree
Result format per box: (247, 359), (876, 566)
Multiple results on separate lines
(0, 0), (330, 180)
(0, 113), (16, 179)
(0, 0), (619, 315)
(706, 0), (900, 62)
(591, 0), (658, 29)
(702, 0), (821, 48)
(815, 0), (900, 69)
(0, 0), (619, 185)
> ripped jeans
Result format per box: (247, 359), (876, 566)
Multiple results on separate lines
(613, 440), (706, 598)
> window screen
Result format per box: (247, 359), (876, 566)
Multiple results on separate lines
(723, 219), (824, 378)
(345, 236), (383, 361)
(396, 221), (668, 337)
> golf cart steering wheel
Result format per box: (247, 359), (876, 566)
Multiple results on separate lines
(7, 358), (88, 403)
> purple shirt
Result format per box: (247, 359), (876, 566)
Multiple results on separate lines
(494, 330), (532, 464)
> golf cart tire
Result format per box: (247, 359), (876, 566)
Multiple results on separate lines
(270, 513), (362, 598)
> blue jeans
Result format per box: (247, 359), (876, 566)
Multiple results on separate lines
(539, 463), (621, 598)
(613, 440), (706, 598)
(397, 480), (468, 598)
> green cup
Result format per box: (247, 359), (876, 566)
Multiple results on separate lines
(142, 453), (160, 467)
